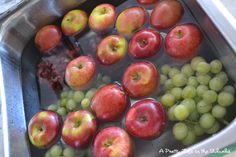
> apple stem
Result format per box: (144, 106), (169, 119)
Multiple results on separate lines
(139, 39), (148, 47)
(104, 140), (113, 147)
(132, 73), (141, 81)
(77, 64), (83, 69)
(176, 30), (183, 38)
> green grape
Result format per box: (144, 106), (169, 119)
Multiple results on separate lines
(172, 73), (188, 87)
(47, 104), (58, 112)
(188, 76), (199, 87)
(197, 74), (211, 85)
(172, 122), (188, 140)
(68, 91), (74, 99)
(160, 74), (168, 85)
(193, 124), (204, 136)
(73, 91), (84, 103)
(57, 107), (67, 117)
(218, 91), (234, 107)
(182, 86), (196, 99)
(168, 105), (177, 121)
(60, 99), (68, 107)
(191, 56), (206, 70)
(212, 105), (226, 118)
(81, 98), (91, 109)
(170, 87), (182, 100)
(197, 100), (212, 114)
(77, 150), (86, 157)
(196, 85), (208, 97)
(60, 91), (68, 99)
(102, 75), (111, 84)
(216, 72), (228, 85)
(85, 148), (93, 157)
(209, 77), (224, 92)
(203, 90), (217, 104)
(45, 151), (51, 157)
(161, 64), (171, 75)
(199, 113), (215, 129)
(85, 88), (97, 100)
(63, 147), (75, 157)
(161, 93), (176, 107)
(168, 68), (180, 78)
(182, 130), (196, 145)
(164, 79), (174, 91)
(174, 104), (190, 121)
(196, 62), (211, 74)
(50, 145), (63, 157)
(210, 59), (222, 74)
(181, 64), (194, 77)
(181, 99), (196, 113)
(66, 99), (77, 111)
(188, 110), (200, 121)
(223, 85), (235, 95)
(205, 121), (220, 134)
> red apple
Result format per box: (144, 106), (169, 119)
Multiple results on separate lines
(28, 111), (62, 148)
(65, 56), (96, 90)
(122, 61), (158, 99)
(96, 35), (127, 65)
(128, 29), (161, 59)
(35, 25), (62, 54)
(61, 10), (88, 36)
(89, 4), (116, 33)
(165, 24), (203, 60)
(150, 0), (184, 29)
(137, 0), (157, 5)
(116, 7), (147, 37)
(62, 110), (97, 149)
(93, 127), (133, 157)
(125, 99), (166, 140)
(91, 84), (128, 122)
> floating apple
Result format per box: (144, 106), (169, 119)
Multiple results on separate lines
(62, 110), (97, 149)
(116, 7), (147, 37)
(35, 25), (62, 54)
(89, 4), (116, 33)
(137, 0), (157, 5)
(61, 10), (88, 36)
(165, 24), (203, 60)
(91, 84), (128, 122)
(150, 0), (184, 29)
(128, 29), (161, 59)
(122, 61), (158, 99)
(125, 99), (166, 140)
(28, 111), (62, 148)
(93, 127), (133, 157)
(65, 56), (96, 90)
(96, 35), (127, 65)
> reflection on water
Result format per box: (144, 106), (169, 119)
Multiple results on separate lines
(0, 0), (24, 14)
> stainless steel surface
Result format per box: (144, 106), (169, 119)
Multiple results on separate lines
(0, 0), (236, 157)
(0, 0), (27, 19)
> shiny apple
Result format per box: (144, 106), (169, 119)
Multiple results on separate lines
(137, 0), (157, 5)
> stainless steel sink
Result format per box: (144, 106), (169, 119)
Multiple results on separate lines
(0, 0), (236, 157)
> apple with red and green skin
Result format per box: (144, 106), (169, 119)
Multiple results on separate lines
(61, 10), (88, 36)
(116, 7), (147, 37)
(89, 4), (116, 33)
(62, 110), (97, 149)
(35, 25), (62, 54)
(93, 127), (133, 157)
(137, 0), (157, 5)
(96, 35), (127, 65)
(122, 61), (159, 99)
(28, 111), (62, 148)
(91, 84), (128, 122)
(125, 99), (166, 140)
(128, 29), (161, 59)
(65, 56), (96, 90)
(165, 24), (203, 60)
(150, 0), (184, 29)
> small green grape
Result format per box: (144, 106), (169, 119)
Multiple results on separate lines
(170, 87), (182, 100)
(47, 104), (58, 112)
(63, 147), (75, 157)
(181, 64), (194, 77)
(182, 86), (196, 99)
(45, 151), (51, 157)
(68, 91), (74, 99)
(57, 107), (67, 117)
(85, 88), (97, 100)
(161, 64), (171, 75)
(191, 56), (205, 70)
(188, 76), (199, 87)
(102, 75), (111, 84)
(66, 99), (77, 111)
(205, 121), (220, 134)
(199, 113), (215, 129)
(196, 62), (211, 74)
(216, 72), (228, 85)
(161, 93), (176, 107)
(60, 91), (68, 99)
(223, 85), (235, 95)
(218, 91), (234, 107)
(210, 59), (222, 74)
(168, 105), (177, 121)
(197, 100), (212, 114)
(174, 104), (190, 121)
(196, 85), (208, 97)
(209, 77), (224, 92)
(197, 74), (211, 85)
(172, 122), (188, 140)
(73, 91), (84, 103)
(168, 68), (180, 78)
(164, 79), (174, 91)
(181, 99), (196, 113)
(160, 74), (168, 85)
(81, 98), (91, 109)
(212, 105), (226, 119)
(60, 99), (68, 107)
(50, 145), (63, 157)
(193, 124), (204, 136)
(182, 130), (196, 145)
(203, 90), (217, 104)
(188, 110), (200, 121)
(172, 73), (188, 87)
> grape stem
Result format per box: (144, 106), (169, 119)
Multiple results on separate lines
(219, 119), (229, 126)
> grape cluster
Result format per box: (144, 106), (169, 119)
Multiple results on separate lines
(159, 56), (235, 145)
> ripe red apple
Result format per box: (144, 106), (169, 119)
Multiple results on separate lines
(61, 10), (88, 36)
(28, 111), (62, 148)
(137, 0), (157, 5)
(89, 4), (116, 33)
(165, 24), (203, 60)
(96, 35), (127, 65)
(91, 84), (128, 122)
(125, 99), (166, 140)
(65, 56), (96, 90)
(35, 25), (62, 54)
(150, 0), (184, 29)
(122, 61), (159, 99)
(128, 29), (161, 59)
(93, 127), (133, 157)
(62, 110), (97, 149)
(116, 7), (147, 37)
